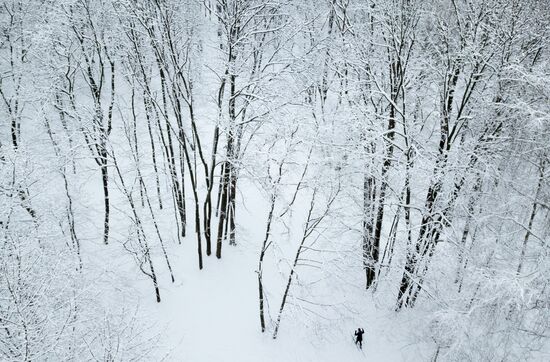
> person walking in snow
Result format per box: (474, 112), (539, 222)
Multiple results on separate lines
(354, 328), (365, 349)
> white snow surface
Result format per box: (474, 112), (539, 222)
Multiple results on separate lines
(79, 178), (425, 362)
(140, 245), (416, 362)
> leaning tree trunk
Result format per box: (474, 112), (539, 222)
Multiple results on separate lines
(366, 59), (400, 288)
(516, 161), (544, 275)
(100, 155), (110, 245)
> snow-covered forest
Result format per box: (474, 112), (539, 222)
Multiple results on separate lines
(1, 0), (549, 360)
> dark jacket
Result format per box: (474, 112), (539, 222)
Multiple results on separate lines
(355, 328), (365, 341)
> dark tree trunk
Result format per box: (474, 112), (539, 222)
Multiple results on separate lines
(258, 194), (276, 332)
(366, 60), (400, 288)
(101, 159), (110, 245)
(216, 159), (230, 259)
(362, 151), (376, 288)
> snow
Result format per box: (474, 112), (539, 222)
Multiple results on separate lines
(135, 244), (413, 362)
(5, 2), (548, 361)
(84, 180), (420, 362)
(70, 150), (424, 361)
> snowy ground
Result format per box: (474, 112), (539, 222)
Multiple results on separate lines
(70, 129), (429, 362)
(79, 183), (427, 362)
(136, 244), (420, 362)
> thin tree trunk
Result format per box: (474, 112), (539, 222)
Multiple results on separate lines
(258, 194), (276, 333)
(273, 191), (318, 339)
(112, 151), (161, 302)
(101, 159), (110, 245)
(140, 173), (175, 283)
(216, 160), (230, 259)
(45, 117), (81, 269)
(517, 162), (544, 275)
(228, 168), (238, 245)
(362, 149), (375, 288)
(366, 59), (400, 289)
(204, 126), (220, 255)
(273, 187), (338, 338)
(144, 95), (163, 210)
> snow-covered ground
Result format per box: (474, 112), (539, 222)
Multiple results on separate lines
(136, 242), (420, 362)
(4, 2), (548, 361)
(77, 176), (427, 362)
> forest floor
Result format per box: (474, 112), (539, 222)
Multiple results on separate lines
(135, 245), (422, 362)
(107, 193), (429, 362)
(76, 150), (428, 361)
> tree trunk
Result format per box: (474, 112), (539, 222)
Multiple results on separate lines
(101, 158), (110, 245)
(517, 162), (544, 275)
(258, 194), (276, 332)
